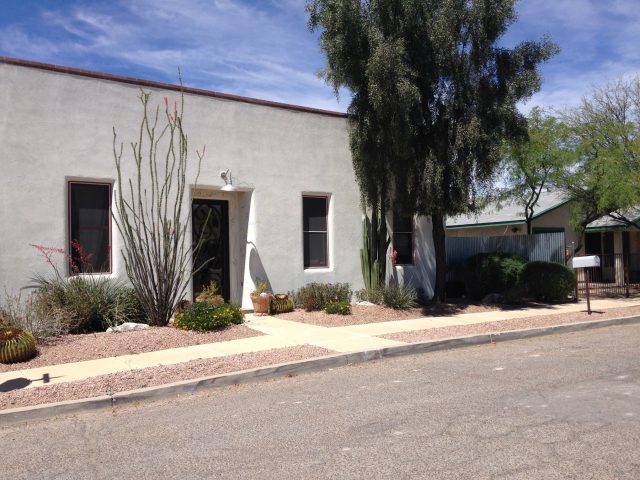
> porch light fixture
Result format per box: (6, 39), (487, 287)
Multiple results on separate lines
(219, 169), (238, 192)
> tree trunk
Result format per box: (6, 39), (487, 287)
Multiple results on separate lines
(432, 212), (447, 303)
(526, 218), (532, 235)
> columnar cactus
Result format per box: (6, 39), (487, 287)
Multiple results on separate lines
(360, 208), (389, 290)
(0, 327), (37, 364)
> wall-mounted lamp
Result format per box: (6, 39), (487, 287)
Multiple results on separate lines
(219, 169), (238, 192)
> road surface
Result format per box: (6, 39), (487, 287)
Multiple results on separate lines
(2, 324), (639, 479)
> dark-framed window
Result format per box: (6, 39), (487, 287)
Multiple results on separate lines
(393, 211), (413, 265)
(68, 181), (112, 273)
(303, 195), (329, 268)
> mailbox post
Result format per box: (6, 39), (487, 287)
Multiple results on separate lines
(571, 256), (600, 315)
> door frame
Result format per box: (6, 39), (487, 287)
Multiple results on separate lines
(191, 198), (231, 301)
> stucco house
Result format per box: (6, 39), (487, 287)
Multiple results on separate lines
(0, 58), (435, 310)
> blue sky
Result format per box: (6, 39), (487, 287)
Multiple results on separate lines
(1, 0), (639, 113)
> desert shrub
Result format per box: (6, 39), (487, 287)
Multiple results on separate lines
(173, 302), (244, 331)
(1, 290), (72, 338)
(216, 303), (245, 325)
(355, 288), (384, 305)
(521, 261), (575, 302)
(325, 301), (352, 315)
(296, 283), (352, 311)
(196, 282), (224, 307)
(382, 285), (418, 309)
(464, 253), (528, 300)
(33, 276), (146, 333)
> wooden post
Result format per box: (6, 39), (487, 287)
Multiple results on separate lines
(585, 268), (591, 315)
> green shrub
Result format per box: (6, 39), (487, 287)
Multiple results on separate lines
(521, 261), (575, 302)
(173, 302), (244, 331)
(296, 283), (352, 311)
(214, 303), (245, 325)
(464, 253), (528, 300)
(382, 285), (418, 309)
(33, 276), (146, 333)
(355, 288), (384, 305)
(324, 301), (352, 315)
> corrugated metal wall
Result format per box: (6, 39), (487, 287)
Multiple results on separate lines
(446, 232), (566, 267)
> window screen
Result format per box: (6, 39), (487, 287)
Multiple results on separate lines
(303, 196), (328, 268)
(69, 182), (111, 273)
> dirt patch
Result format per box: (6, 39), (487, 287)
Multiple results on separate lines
(0, 325), (262, 373)
(381, 305), (640, 343)
(0, 346), (331, 410)
(276, 302), (534, 328)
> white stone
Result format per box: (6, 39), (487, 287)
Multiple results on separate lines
(355, 301), (376, 306)
(107, 322), (150, 333)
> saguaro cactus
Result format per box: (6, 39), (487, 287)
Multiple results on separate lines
(360, 208), (389, 290)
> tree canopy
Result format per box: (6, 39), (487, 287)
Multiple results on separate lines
(307, 0), (557, 300)
(499, 107), (571, 234)
(556, 77), (640, 235)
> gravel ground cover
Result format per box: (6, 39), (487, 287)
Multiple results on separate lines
(277, 302), (523, 327)
(0, 325), (262, 373)
(0, 345), (332, 410)
(381, 304), (640, 342)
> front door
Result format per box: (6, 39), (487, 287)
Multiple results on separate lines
(192, 199), (230, 301)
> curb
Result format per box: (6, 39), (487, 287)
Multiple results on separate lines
(2, 314), (639, 426)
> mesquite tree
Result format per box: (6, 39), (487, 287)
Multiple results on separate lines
(500, 108), (571, 234)
(113, 90), (206, 326)
(557, 76), (640, 239)
(308, 0), (557, 301)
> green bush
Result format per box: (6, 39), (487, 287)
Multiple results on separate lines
(33, 276), (146, 333)
(324, 301), (352, 315)
(173, 302), (244, 331)
(521, 261), (575, 302)
(464, 253), (528, 300)
(296, 283), (352, 311)
(382, 285), (418, 309)
(355, 288), (384, 305)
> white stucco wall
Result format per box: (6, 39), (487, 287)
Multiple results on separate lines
(0, 62), (435, 308)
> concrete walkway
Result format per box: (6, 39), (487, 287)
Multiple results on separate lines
(1, 297), (639, 390)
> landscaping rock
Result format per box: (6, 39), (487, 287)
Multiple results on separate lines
(107, 323), (150, 333)
(355, 301), (376, 306)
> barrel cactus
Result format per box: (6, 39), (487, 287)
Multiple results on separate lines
(270, 295), (294, 314)
(0, 327), (37, 364)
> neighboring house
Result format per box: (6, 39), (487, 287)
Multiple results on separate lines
(446, 191), (580, 247)
(583, 210), (640, 284)
(0, 58), (435, 309)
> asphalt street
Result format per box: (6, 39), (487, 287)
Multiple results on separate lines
(2, 324), (639, 479)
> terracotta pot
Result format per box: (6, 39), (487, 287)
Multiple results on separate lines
(251, 294), (272, 315)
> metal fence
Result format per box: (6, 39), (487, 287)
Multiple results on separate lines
(446, 232), (566, 267)
(575, 253), (640, 298)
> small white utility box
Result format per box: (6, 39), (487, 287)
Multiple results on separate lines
(571, 255), (600, 268)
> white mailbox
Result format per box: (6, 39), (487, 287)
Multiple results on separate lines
(572, 255), (600, 268)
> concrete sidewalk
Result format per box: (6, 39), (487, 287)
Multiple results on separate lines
(1, 297), (639, 390)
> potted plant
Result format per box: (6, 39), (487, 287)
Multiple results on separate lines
(250, 281), (272, 315)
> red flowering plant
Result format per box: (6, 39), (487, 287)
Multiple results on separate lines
(30, 240), (94, 280)
(388, 246), (398, 267)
